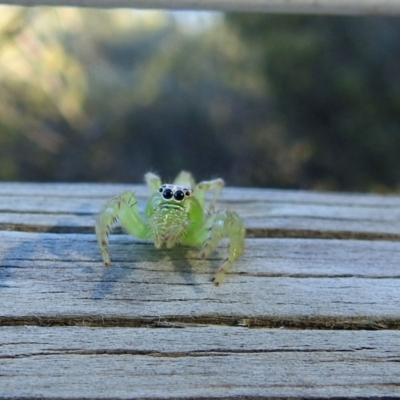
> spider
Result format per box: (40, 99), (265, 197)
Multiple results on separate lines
(95, 171), (245, 286)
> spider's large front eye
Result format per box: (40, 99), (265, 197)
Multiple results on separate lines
(163, 188), (173, 199)
(174, 190), (185, 201)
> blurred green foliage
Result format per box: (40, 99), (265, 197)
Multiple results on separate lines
(0, 7), (400, 191)
(227, 14), (400, 191)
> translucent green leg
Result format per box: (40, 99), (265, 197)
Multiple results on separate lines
(95, 191), (148, 266)
(144, 172), (162, 194)
(195, 178), (225, 210)
(173, 170), (196, 188)
(196, 210), (245, 286)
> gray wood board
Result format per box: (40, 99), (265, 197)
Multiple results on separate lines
(1, 232), (400, 326)
(2, 184), (400, 398)
(1, 326), (400, 398)
(1, 183), (400, 238)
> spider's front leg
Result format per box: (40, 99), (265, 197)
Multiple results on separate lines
(195, 178), (224, 210)
(200, 211), (245, 286)
(95, 191), (147, 266)
(144, 172), (162, 194)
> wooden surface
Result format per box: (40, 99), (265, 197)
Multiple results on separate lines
(1, 0), (400, 15)
(1, 182), (400, 398)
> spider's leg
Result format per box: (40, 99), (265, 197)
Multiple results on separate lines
(173, 170), (196, 188)
(95, 191), (147, 266)
(144, 172), (162, 194)
(195, 178), (225, 210)
(199, 210), (245, 286)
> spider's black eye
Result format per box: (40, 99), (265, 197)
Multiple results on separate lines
(174, 190), (185, 201)
(163, 188), (173, 199)
(159, 187), (163, 193)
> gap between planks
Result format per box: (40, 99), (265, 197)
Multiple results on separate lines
(3, 223), (400, 242)
(1, 315), (399, 330)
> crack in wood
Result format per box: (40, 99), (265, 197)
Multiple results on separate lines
(0, 223), (95, 233)
(0, 315), (399, 330)
(1, 263), (399, 280)
(0, 210), (94, 216)
(0, 347), (376, 359)
(248, 228), (400, 241)
(2, 223), (400, 242)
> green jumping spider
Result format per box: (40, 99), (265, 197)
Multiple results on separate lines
(95, 171), (245, 286)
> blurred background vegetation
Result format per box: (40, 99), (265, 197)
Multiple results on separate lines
(0, 6), (400, 192)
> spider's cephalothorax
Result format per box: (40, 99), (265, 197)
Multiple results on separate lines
(95, 171), (245, 286)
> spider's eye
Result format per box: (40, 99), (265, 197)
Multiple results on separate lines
(163, 188), (173, 199)
(174, 190), (185, 201)
(159, 187), (163, 193)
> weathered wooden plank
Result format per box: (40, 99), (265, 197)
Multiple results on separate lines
(3, 276), (399, 323)
(1, 183), (399, 398)
(2, 182), (399, 400)
(2, 232), (400, 277)
(2, 183), (400, 239)
(0, 0), (400, 15)
(1, 232), (400, 326)
(1, 326), (400, 398)
(2, 182), (400, 206)
(3, 211), (400, 240)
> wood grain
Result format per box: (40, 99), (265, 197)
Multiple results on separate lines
(1, 326), (400, 398)
(1, 183), (400, 398)
(1, 232), (400, 328)
(1, 183), (400, 239)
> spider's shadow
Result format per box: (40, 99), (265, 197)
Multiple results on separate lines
(0, 198), (217, 301)
(92, 240), (218, 298)
(154, 245), (212, 293)
(0, 202), (96, 294)
(90, 257), (132, 300)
